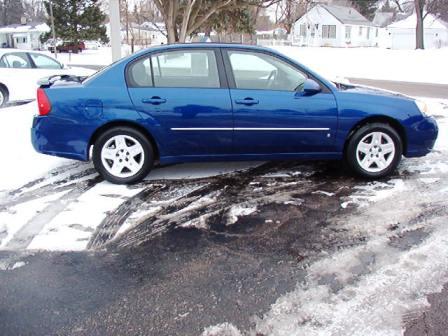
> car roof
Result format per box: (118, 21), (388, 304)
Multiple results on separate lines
(0, 48), (48, 57)
(133, 43), (276, 57)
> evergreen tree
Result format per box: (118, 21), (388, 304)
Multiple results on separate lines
(352, 0), (378, 20)
(43, 0), (108, 43)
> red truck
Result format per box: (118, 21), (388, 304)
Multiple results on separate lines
(49, 41), (86, 54)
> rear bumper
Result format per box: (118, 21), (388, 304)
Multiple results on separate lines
(405, 116), (438, 157)
(31, 116), (90, 161)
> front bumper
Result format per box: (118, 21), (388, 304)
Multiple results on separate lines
(405, 116), (438, 157)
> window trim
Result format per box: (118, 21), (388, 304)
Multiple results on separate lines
(221, 48), (331, 94)
(125, 47), (227, 89)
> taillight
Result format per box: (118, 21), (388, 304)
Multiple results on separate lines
(37, 88), (51, 116)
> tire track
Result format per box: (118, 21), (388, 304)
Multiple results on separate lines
(4, 176), (102, 250)
(1, 167), (97, 211)
(102, 161), (352, 250)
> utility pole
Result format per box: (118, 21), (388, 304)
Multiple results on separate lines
(49, 0), (57, 59)
(110, 0), (121, 61)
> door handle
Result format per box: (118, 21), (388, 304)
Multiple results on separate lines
(142, 97), (167, 105)
(235, 98), (259, 106)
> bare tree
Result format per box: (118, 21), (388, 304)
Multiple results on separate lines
(153, 0), (280, 43)
(0, 0), (25, 26)
(275, 0), (310, 34)
(414, 0), (448, 49)
(24, 0), (47, 22)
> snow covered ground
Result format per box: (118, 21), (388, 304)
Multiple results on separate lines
(0, 102), (69, 191)
(272, 46), (448, 85)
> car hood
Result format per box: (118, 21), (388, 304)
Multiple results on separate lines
(333, 82), (413, 100)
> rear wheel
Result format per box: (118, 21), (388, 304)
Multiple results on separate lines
(93, 127), (154, 184)
(0, 86), (9, 107)
(345, 123), (402, 178)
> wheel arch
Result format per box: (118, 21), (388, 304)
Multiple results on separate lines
(89, 120), (160, 161)
(343, 115), (407, 155)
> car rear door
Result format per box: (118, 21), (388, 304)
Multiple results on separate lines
(127, 48), (233, 158)
(223, 49), (338, 155)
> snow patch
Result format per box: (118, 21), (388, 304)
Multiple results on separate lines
(227, 204), (258, 225)
(202, 323), (243, 336)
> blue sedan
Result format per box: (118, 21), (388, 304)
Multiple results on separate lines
(32, 44), (438, 184)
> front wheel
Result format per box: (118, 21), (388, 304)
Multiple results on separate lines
(93, 127), (154, 184)
(345, 123), (403, 178)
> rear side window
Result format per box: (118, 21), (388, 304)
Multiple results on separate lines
(128, 57), (152, 87)
(128, 50), (220, 89)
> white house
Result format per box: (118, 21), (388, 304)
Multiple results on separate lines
(106, 22), (167, 46)
(383, 13), (448, 49)
(0, 22), (50, 50)
(138, 22), (167, 45)
(292, 4), (378, 47)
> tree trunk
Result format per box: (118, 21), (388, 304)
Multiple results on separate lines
(415, 0), (425, 49)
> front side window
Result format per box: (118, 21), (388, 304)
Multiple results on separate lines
(0, 53), (31, 68)
(227, 51), (307, 92)
(29, 53), (62, 69)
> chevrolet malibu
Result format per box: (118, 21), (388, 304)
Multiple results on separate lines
(32, 44), (438, 184)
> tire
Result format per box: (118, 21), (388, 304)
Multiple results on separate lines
(345, 123), (403, 178)
(93, 127), (154, 184)
(0, 86), (9, 108)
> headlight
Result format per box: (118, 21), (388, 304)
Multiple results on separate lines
(415, 100), (430, 117)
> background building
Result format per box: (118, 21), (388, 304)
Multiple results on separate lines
(0, 22), (50, 50)
(292, 4), (378, 48)
(383, 13), (448, 49)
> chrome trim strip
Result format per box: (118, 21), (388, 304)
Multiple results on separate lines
(234, 128), (330, 131)
(171, 127), (330, 131)
(171, 128), (233, 131)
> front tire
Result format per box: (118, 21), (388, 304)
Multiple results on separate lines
(93, 127), (154, 184)
(345, 123), (403, 178)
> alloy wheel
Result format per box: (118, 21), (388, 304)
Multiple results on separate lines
(356, 131), (396, 173)
(101, 135), (145, 178)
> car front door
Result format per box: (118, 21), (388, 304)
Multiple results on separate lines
(224, 49), (338, 155)
(0, 52), (35, 101)
(127, 48), (233, 159)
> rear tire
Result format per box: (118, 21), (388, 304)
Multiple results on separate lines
(93, 127), (154, 184)
(345, 123), (402, 178)
(0, 86), (9, 107)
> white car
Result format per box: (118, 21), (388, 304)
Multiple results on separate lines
(0, 49), (95, 106)
(84, 40), (101, 50)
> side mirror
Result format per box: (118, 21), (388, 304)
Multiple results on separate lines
(302, 78), (321, 96)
